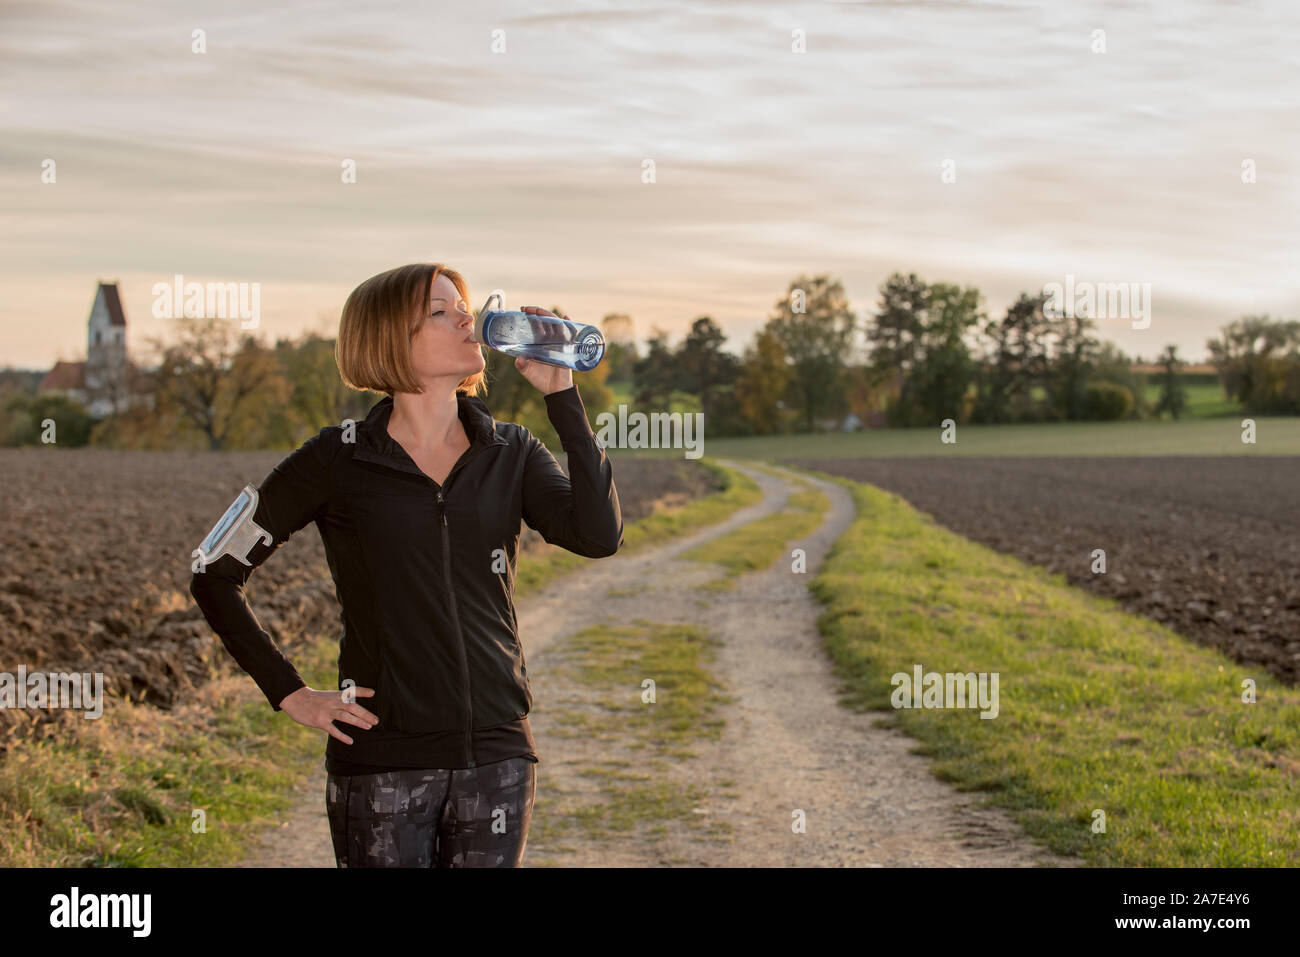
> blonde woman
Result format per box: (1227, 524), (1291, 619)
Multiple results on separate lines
(190, 263), (623, 867)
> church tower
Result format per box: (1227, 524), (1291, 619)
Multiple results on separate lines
(83, 281), (129, 416)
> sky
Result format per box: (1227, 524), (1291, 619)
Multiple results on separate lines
(2, 0), (1297, 370)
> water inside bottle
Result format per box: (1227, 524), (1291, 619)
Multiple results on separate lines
(480, 301), (605, 372)
(491, 333), (605, 373)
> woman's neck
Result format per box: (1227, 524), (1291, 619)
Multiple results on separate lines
(388, 388), (465, 451)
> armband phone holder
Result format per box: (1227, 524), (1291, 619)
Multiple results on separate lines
(195, 484), (273, 568)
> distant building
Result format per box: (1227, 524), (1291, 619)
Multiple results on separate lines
(38, 360), (87, 402)
(37, 281), (134, 417)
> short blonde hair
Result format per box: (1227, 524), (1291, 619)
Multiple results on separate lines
(337, 263), (487, 397)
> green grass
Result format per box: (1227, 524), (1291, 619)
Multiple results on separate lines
(0, 638), (339, 867)
(684, 416), (1300, 460)
(528, 619), (736, 857)
(679, 464), (829, 590)
(1142, 379), (1240, 419)
(797, 468), (1300, 866)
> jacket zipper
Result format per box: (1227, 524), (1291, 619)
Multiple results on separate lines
(438, 440), (487, 770)
(362, 401), (500, 768)
(436, 486), (475, 768)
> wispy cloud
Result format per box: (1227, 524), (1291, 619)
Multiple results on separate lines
(1, 0), (1297, 367)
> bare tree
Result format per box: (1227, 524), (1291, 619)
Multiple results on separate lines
(148, 315), (289, 450)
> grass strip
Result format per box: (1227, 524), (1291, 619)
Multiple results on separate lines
(527, 619), (734, 862)
(798, 468), (1300, 866)
(697, 416), (1300, 460)
(678, 464), (828, 590)
(514, 457), (761, 597)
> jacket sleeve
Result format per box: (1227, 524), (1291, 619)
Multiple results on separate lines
(521, 385), (624, 559)
(188, 430), (335, 712)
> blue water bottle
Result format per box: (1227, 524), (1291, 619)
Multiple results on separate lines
(472, 293), (605, 372)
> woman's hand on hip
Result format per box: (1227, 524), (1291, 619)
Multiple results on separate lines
(515, 306), (574, 395)
(279, 686), (378, 745)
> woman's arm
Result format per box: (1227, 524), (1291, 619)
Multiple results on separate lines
(521, 384), (624, 559)
(188, 430), (336, 711)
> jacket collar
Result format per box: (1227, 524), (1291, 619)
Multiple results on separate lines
(352, 391), (508, 476)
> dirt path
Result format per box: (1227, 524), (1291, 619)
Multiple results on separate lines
(238, 459), (1076, 867)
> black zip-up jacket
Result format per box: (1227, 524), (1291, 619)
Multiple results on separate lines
(188, 384), (623, 771)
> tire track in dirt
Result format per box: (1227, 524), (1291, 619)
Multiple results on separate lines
(240, 460), (1077, 867)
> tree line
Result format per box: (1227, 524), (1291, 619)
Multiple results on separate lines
(2, 273), (1296, 448)
(612, 271), (1298, 435)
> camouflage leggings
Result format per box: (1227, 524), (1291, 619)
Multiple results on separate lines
(325, 756), (537, 867)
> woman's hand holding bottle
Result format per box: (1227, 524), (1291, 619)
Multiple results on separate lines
(515, 306), (575, 394)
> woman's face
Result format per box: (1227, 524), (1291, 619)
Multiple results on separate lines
(408, 272), (484, 385)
